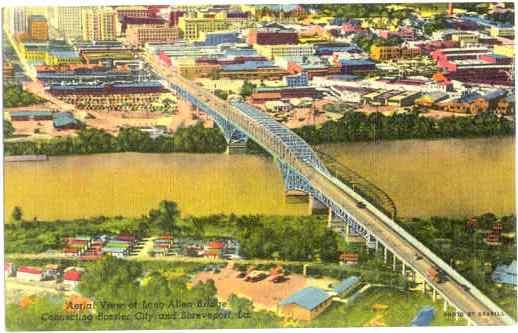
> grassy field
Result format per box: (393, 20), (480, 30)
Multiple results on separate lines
(307, 287), (466, 328)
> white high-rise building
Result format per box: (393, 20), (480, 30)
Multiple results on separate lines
(56, 7), (84, 40)
(9, 7), (29, 33)
(81, 7), (117, 41)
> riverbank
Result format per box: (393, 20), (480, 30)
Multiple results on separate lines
(3, 124), (227, 156)
(5, 110), (514, 157)
(294, 111), (514, 145)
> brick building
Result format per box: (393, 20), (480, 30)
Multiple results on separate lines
(247, 28), (298, 45)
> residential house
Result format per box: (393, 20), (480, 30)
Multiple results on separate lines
(63, 270), (82, 290)
(17, 266), (43, 282)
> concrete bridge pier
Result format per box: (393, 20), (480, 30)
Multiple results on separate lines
(392, 255), (397, 271)
(383, 247), (388, 264)
(308, 195), (328, 215)
(226, 142), (248, 154)
(285, 190), (308, 203)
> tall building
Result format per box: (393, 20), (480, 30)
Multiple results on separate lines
(9, 7), (29, 33)
(6, 7), (48, 34)
(115, 5), (150, 18)
(81, 7), (117, 41)
(178, 16), (230, 40)
(248, 28), (298, 45)
(29, 15), (49, 41)
(57, 7), (83, 40)
(126, 25), (179, 46)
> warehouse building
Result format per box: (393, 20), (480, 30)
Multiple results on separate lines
(279, 287), (333, 321)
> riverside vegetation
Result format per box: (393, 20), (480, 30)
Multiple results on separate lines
(6, 201), (516, 318)
(4, 110), (514, 156)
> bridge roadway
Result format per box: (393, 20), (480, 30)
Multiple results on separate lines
(147, 53), (511, 326)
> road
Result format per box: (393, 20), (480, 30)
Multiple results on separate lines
(144, 52), (512, 326)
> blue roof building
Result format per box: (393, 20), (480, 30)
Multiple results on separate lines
(333, 276), (360, 295)
(284, 72), (309, 87)
(411, 306), (435, 326)
(279, 287), (332, 321)
(491, 260), (517, 286)
(222, 60), (275, 71)
(10, 111), (53, 120)
(198, 31), (241, 46)
(53, 112), (80, 129)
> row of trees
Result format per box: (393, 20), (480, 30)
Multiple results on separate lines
(4, 119), (15, 138)
(317, 4), (416, 21)
(6, 201), (340, 263)
(352, 34), (404, 54)
(181, 214), (339, 262)
(423, 15), (450, 35)
(4, 124), (227, 156)
(3, 85), (46, 108)
(294, 111), (515, 145)
(399, 214), (516, 295)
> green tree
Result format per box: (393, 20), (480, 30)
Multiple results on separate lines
(11, 206), (23, 225)
(214, 89), (228, 100)
(79, 256), (142, 298)
(239, 80), (257, 98)
(148, 200), (181, 234)
(320, 230), (339, 262)
(4, 120), (15, 138)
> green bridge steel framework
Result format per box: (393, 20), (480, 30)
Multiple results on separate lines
(148, 53), (514, 326)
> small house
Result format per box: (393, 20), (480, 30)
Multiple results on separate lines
(339, 252), (359, 265)
(279, 287), (332, 321)
(17, 266), (43, 282)
(63, 270), (81, 290)
(206, 241), (225, 259)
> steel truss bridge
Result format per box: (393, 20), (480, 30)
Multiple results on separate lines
(147, 53), (514, 326)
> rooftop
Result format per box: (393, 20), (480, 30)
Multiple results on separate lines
(280, 287), (330, 310)
(333, 276), (360, 294)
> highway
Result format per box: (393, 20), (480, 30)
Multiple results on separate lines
(145, 52), (513, 326)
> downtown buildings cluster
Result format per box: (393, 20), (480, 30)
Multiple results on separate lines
(2, 3), (515, 141)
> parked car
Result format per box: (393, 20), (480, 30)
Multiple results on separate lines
(236, 272), (246, 279)
(271, 275), (286, 283)
(250, 273), (268, 282)
(223, 254), (243, 260)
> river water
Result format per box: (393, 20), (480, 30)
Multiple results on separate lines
(3, 137), (514, 221)
(319, 137), (515, 218)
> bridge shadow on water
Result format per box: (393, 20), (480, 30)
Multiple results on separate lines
(315, 148), (398, 220)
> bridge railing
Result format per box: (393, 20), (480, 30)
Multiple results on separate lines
(320, 169), (515, 325)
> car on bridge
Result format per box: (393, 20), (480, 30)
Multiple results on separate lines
(356, 201), (366, 209)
